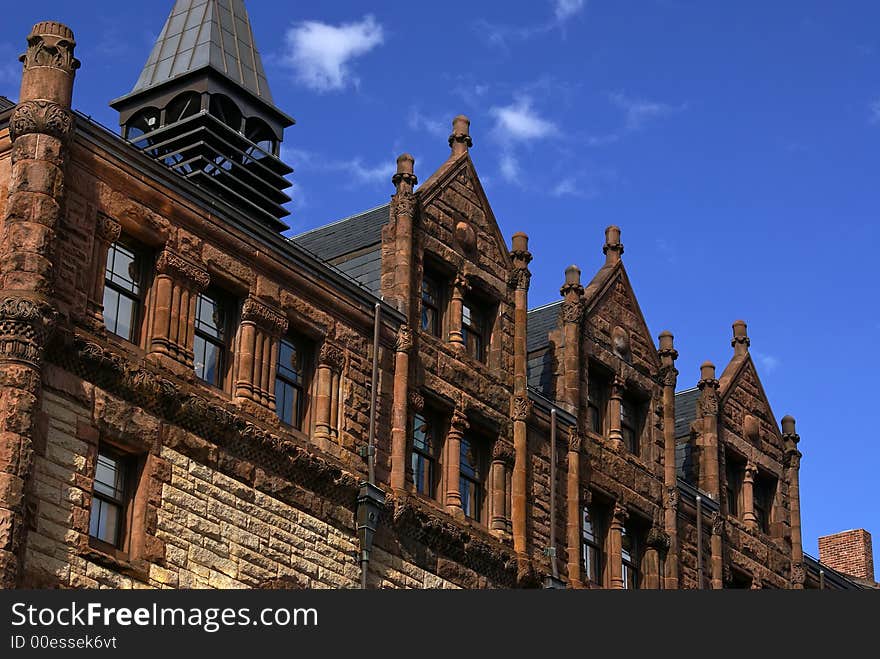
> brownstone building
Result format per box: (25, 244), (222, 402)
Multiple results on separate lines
(0, 1), (874, 590)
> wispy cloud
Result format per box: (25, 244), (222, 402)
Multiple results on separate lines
(608, 91), (686, 131)
(549, 166), (618, 199)
(870, 98), (880, 124)
(490, 98), (559, 141)
(282, 147), (395, 187)
(754, 352), (780, 374)
(476, 0), (586, 48)
(499, 153), (522, 183)
(281, 15), (384, 92)
(408, 108), (448, 138)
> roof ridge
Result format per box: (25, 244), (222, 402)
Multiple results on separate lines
(289, 202), (390, 240)
(527, 300), (562, 314)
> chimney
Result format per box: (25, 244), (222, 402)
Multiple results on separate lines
(449, 115), (472, 158)
(818, 529), (875, 583)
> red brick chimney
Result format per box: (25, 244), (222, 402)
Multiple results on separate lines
(818, 529), (875, 582)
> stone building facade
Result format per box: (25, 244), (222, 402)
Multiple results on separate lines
(0, 2), (873, 590)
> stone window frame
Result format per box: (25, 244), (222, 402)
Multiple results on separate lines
(274, 331), (313, 431)
(620, 382), (650, 461)
(75, 414), (170, 579)
(410, 407), (444, 500)
(419, 253), (454, 342)
(752, 468), (777, 536)
(581, 502), (604, 587)
(101, 237), (153, 346)
(724, 449), (746, 519)
(193, 285), (240, 392)
(459, 278), (503, 372)
(420, 269), (445, 339)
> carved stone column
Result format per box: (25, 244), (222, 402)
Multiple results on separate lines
(389, 155), (417, 315)
(87, 214), (121, 330)
(782, 415), (804, 589)
(743, 462), (758, 530)
(609, 503), (628, 589)
(608, 376), (625, 451)
(710, 512), (724, 589)
(566, 429), (583, 587)
(0, 21), (78, 588)
(233, 296), (287, 411)
(314, 342), (344, 450)
(559, 265), (584, 416)
(147, 248), (209, 369)
(490, 440), (513, 536)
(697, 361), (720, 499)
(389, 325), (412, 491)
(658, 330), (679, 588)
(445, 409), (469, 515)
(509, 233), (531, 557)
(448, 273), (470, 350)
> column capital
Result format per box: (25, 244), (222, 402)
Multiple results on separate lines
(450, 408), (470, 434)
(156, 249), (210, 291)
(512, 395), (532, 422)
(492, 440), (515, 466)
(95, 213), (122, 245)
(395, 324), (413, 353)
(241, 296), (288, 337)
(567, 427), (584, 453)
(744, 461), (758, 481)
(710, 511), (725, 537)
(612, 502), (629, 525)
(318, 341), (345, 372)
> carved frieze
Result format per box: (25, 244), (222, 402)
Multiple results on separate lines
(0, 296), (56, 366)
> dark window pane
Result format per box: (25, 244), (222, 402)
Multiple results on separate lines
(275, 336), (307, 429)
(421, 277), (440, 336)
(103, 241), (144, 343)
(94, 454), (124, 500)
(411, 413), (436, 497)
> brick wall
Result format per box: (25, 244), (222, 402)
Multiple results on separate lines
(818, 529), (874, 583)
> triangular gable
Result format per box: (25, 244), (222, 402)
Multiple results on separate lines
(718, 353), (781, 435)
(582, 261), (661, 372)
(417, 153), (512, 271)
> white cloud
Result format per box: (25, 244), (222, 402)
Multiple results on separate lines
(490, 98), (558, 141)
(554, 0), (586, 22)
(499, 153), (521, 183)
(551, 177), (579, 197)
(282, 16), (384, 92)
(608, 91), (685, 131)
(282, 146), (395, 187)
(408, 109), (448, 137)
(754, 352), (780, 374)
(870, 99), (880, 124)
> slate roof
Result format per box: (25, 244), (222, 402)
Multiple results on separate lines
(133, 0), (274, 103)
(674, 387), (700, 439)
(526, 301), (561, 353)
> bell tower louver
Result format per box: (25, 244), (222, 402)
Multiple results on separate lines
(110, 0), (294, 231)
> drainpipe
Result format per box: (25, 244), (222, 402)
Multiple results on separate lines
(544, 410), (565, 588)
(357, 303), (384, 589)
(819, 569), (825, 590)
(696, 495), (704, 590)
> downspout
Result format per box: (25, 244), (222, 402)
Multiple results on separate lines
(357, 303), (384, 589)
(696, 495), (704, 589)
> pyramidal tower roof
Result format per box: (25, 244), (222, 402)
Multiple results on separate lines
(133, 0), (274, 104)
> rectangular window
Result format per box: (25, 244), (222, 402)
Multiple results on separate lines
(725, 457), (743, 517)
(620, 398), (641, 454)
(102, 240), (147, 343)
(89, 448), (131, 549)
(459, 436), (485, 521)
(753, 474), (775, 534)
(588, 374), (608, 434)
(193, 289), (234, 388)
(461, 300), (486, 363)
(420, 275), (442, 337)
(411, 412), (438, 497)
(621, 525), (639, 590)
(275, 335), (309, 429)
(582, 506), (602, 585)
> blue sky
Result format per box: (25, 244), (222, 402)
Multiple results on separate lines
(2, 1), (878, 563)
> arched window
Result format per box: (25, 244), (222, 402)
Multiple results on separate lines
(244, 116), (276, 159)
(209, 94), (243, 131)
(165, 90), (201, 124)
(126, 107), (160, 144)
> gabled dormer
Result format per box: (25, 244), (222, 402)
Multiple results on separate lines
(110, 0), (294, 231)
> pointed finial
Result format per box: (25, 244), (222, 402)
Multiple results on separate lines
(603, 225), (624, 264)
(449, 115), (472, 157)
(732, 320), (750, 356)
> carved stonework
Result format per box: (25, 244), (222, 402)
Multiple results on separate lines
(449, 129), (473, 150)
(611, 326), (630, 359)
(454, 221), (477, 255)
(9, 100), (74, 143)
(450, 409), (470, 434)
(453, 273), (471, 295)
(612, 502), (629, 525)
(393, 191), (417, 219)
(395, 325), (413, 353)
(711, 511), (724, 537)
(0, 296), (56, 366)
(508, 266), (532, 291)
(646, 527), (671, 552)
(567, 428), (583, 453)
(241, 297), (288, 336)
(492, 440), (515, 465)
(560, 300), (583, 325)
(20, 22), (81, 75)
(659, 365), (679, 388)
(791, 562), (805, 587)
(666, 486), (679, 512)
(512, 396), (532, 422)
(408, 390), (424, 412)
(318, 342), (345, 372)
(155, 249), (210, 291)
(95, 214), (122, 245)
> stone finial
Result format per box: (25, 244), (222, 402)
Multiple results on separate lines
(603, 225), (624, 264)
(392, 153), (417, 193)
(449, 115), (472, 157)
(699, 360), (716, 383)
(511, 231), (529, 255)
(732, 319), (750, 356)
(509, 232), (532, 290)
(658, 330), (678, 385)
(781, 414), (796, 437)
(19, 21), (80, 106)
(560, 265), (583, 298)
